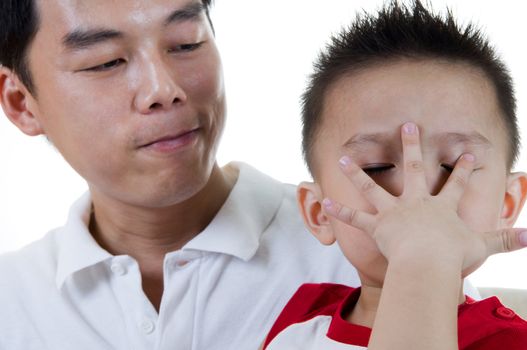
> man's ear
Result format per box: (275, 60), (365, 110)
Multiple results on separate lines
(297, 181), (336, 245)
(500, 172), (527, 227)
(0, 66), (43, 136)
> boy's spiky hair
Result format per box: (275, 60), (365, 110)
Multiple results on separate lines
(301, 0), (518, 174)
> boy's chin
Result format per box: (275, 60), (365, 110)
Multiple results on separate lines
(357, 266), (388, 289)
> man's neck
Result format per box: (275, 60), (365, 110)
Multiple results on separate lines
(88, 163), (239, 260)
(87, 163), (238, 311)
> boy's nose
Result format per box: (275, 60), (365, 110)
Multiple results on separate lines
(382, 163), (452, 197)
(419, 160), (451, 196)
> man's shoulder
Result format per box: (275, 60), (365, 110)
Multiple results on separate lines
(0, 229), (60, 287)
(232, 162), (308, 239)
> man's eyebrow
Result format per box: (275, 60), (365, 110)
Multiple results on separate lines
(62, 29), (123, 51)
(61, 2), (205, 51)
(164, 2), (206, 26)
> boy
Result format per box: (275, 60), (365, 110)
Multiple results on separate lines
(263, 1), (527, 349)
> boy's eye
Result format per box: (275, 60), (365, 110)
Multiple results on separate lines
(84, 58), (126, 72)
(441, 164), (454, 173)
(362, 164), (395, 176)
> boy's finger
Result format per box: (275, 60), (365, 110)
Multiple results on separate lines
(401, 122), (428, 197)
(439, 154), (475, 205)
(322, 198), (376, 233)
(484, 228), (527, 256)
(339, 157), (394, 211)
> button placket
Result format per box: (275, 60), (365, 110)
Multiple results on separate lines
(140, 318), (156, 334)
(158, 252), (202, 349)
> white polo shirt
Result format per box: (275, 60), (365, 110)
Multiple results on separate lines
(0, 162), (359, 350)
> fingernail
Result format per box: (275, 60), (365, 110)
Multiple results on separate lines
(339, 156), (352, 168)
(462, 154), (475, 162)
(520, 231), (527, 246)
(322, 198), (333, 209)
(403, 122), (417, 134)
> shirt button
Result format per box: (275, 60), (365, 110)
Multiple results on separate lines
(110, 263), (126, 276)
(140, 319), (155, 334)
(494, 306), (516, 320)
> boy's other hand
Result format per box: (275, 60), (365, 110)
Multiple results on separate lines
(323, 122), (527, 277)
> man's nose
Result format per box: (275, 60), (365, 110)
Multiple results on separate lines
(133, 54), (187, 113)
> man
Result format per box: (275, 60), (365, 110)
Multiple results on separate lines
(0, 1), (358, 349)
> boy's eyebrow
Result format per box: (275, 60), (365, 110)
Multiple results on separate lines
(62, 2), (205, 51)
(435, 132), (492, 148)
(343, 133), (389, 149)
(343, 131), (492, 149)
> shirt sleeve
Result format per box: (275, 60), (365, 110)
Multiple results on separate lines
(263, 283), (351, 349)
(465, 327), (527, 350)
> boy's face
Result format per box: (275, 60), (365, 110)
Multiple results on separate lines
(307, 60), (517, 286)
(15, 0), (225, 207)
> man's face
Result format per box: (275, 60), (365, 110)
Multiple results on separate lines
(312, 60), (511, 286)
(25, 0), (225, 207)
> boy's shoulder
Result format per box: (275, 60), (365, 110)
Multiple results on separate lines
(459, 295), (527, 349)
(264, 283), (354, 347)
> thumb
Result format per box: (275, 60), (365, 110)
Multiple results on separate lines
(484, 228), (527, 256)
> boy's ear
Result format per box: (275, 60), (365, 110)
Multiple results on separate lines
(297, 181), (336, 245)
(0, 66), (44, 136)
(500, 172), (527, 227)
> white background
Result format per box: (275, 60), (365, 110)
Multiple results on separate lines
(1, 0), (526, 288)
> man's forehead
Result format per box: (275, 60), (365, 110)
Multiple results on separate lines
(38, 0), (203, 33)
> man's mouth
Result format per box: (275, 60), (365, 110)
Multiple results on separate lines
(140, 128), (201, 152)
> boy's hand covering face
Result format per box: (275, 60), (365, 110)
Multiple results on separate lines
(323, 122), (527, 277)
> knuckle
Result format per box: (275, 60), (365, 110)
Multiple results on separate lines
(403, 135), (420, 145)
(502, 230), (515, 251)
(451, 174), (467, 188)
(406, 160), (424, 172)
(346, 209), (357, 225)
(419, 197), (431, 204)
(334, 203), (344, 217)
(494, 229), (514, 252)
(360, 179), (376, 193)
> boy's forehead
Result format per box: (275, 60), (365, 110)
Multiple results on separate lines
(319, 59), (505, 149)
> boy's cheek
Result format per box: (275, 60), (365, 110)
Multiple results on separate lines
(457, 192), (504, 232)
(332, 221), (386, 275)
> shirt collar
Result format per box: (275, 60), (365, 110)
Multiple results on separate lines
(327, 287), (371, 346)
(55, 162), (285, 288)
(183, 162), (284, 261)
(55, 192), (112, 289)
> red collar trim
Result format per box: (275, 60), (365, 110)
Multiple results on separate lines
(326, 287), (371, 346)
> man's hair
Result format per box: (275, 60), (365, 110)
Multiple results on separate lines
(301, 0), (519, 174)
(0, 0), (214, 95)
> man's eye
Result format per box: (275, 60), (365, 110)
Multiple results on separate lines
(84, 58), (125, 72)
(363, 164), (395, 176)
(441, 164), (454, 173)
(170, 42), (203, 53)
